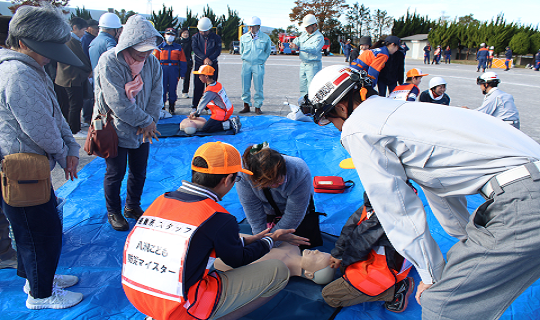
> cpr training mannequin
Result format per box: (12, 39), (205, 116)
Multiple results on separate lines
(179, 117), (206, 135)
(215, 242), (335, 285)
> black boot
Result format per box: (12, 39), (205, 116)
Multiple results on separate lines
(169, 101), (175, 114)
(108, 212), (129, 231)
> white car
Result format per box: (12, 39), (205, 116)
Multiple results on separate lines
(270, 43), (277, 55)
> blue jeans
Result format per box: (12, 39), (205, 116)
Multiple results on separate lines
(104, 143), (150, 213)
(478, 58), (487, 70)
(2, 188), (61, 298)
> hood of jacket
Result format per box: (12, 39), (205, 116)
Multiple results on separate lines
(115, 14), (163, 56)
(0, 48), (44, 73)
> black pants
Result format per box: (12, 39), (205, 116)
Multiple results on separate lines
(104, 143), (150, 213)
(63, 86), (84, 134)
(192, 62), (219, 107)
(377, 81), (397, 97)
(182, 62), (193, 94)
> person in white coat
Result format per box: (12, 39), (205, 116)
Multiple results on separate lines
(289, 14), (324, 99)
(239, 16), (271, 115)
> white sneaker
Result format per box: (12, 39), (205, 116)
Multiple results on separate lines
(24, 274), (79, 294)
(181, 93), (189, 99)
(72, 131), (87, 139)
(26, 287), (83, 310)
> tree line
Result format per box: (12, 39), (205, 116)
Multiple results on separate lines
(7, 0), (540, 56)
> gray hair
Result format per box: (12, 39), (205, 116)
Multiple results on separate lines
(6, 5), (70, 49)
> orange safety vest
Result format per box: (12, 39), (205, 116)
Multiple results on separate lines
(153, 44), (186, 65)
(122, 195), (226, 320)
(343, 207), (411, 296)
(388, 83), (419, 101)
(205, 82), (234, 121)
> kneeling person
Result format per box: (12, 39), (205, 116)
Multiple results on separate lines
(190, 65), (241, 134)
(122, 141), (308, 320)
(389, 68), (428, 101)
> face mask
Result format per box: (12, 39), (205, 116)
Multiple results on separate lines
(165, 35), (175, 42)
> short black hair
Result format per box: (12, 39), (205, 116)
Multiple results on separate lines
(191, 156), (236, 188)
(70, 17), (88, 30)
(87, 19), (99, 27)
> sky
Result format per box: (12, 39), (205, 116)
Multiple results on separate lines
(67, 0), (539, 30)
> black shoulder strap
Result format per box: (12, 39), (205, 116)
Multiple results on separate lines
(262, 188), (282, 216)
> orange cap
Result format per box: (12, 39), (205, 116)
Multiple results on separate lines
(406, 68), (429, 77)
(192, 141), (253, 175)
(193, 65), (215, 75)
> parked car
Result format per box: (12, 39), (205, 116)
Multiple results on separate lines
(270, 43), (277, 55)
(229, 41), (240, 54)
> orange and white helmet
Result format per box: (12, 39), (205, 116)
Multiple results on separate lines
(305, 65), (372, 125)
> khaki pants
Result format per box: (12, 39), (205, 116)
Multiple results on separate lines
(322, 277), (395, 308)
(210, 259), (289, 319)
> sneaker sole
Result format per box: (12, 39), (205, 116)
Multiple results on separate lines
(26, 295), (83, 310)
(390, 277), (415, 313)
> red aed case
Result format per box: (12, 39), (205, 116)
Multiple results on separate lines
(313, 176), (355, 194)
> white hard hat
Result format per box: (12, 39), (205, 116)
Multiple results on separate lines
(246, 16), (261, 26)
(307, 65), (372, 124)
(490, 46), (494, 49)
(99, 13), (122, 29)
(477, 72), (500, 85)
(480, 43), (486, 47)
(429, 77), (447, 89)
(303, 14), (317, 27)
(197, 17), (213, 31)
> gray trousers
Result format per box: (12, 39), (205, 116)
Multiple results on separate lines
(422, 163), (540, 319)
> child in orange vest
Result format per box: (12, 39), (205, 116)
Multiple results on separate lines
(189, 65), (241, 134)
(322, 188), (415, 313)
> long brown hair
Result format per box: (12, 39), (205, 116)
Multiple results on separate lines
(242, 146), (286, 189)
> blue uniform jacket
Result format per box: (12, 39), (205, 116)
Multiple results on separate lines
(155, 42), (187, 78)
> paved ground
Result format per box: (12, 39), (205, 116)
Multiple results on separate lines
(54, 53), (540, 189)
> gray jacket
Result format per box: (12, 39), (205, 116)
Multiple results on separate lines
(236, 155), (313, 236)
(0, 49), (79, 169)
(94, 15), (163, 149)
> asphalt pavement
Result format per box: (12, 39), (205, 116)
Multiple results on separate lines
(54, 53), (540, 189)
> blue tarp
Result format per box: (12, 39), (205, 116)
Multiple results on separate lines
(1, 115), (539, 319)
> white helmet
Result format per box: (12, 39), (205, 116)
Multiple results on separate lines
(197, 17), (213, 31)
(246, 16), (261, 26)
(477, 72), (500, 85)
(429, 77), (447, 89)
(303, 14), (317, 27)
(480, 43), (486, 47)
(99, 13), (122, 29)
(490, 46), (494, 49)
(306, 65), (372, 125)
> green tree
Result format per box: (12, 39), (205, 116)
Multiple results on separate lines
(289, 0), (348, 35)
(392, 9), (435, 38)
(530, 33), (540, 53)
(286, 25), (299, 36)
(114, 9), (136, 24)
(202, 4), (219, 29)
(509, 31), (530, 55)
(181, 8), (198, 29)
(9, 0), (69, 14)
(219, 6), (242, 48)
(150, 5), (178, 33)
(70, 6), (92, 20)
(346, 3), (370, 40)
(458, 14), (479, 26)
(371, 9), (392, 40)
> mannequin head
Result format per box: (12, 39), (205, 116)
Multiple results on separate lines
(301, 249), (334, 284)
(180, 117), (206, 134)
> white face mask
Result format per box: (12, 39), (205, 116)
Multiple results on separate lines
(165, 35), (175, 42)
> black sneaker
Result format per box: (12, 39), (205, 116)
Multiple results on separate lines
(230, 116), (242, 134)
(107, 213), (129, 231)
(124, 206), (144, 220)
(384, 277), (414, 313)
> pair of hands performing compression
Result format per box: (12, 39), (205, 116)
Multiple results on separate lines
(243, 228), (310, 247)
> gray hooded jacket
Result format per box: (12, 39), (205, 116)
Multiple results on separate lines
(94, 15), (163, 149)
(0, 48), (80, 170)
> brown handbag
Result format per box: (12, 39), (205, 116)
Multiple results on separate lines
(1, 153), (51, 207)
(84, 110), (118, 159)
